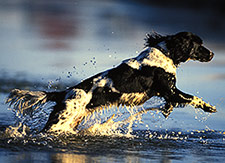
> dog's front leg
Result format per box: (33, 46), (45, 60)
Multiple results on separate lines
(162, 88), (216, 118)
(161, 89), (193, 118)
(170, 89), (217, 113)
(189, 96), (217, 113)
(157, 86), (191, 117)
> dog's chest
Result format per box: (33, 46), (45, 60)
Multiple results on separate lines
(124, 48), (176, 75)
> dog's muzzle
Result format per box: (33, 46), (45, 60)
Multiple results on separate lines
(202, 51), (214, 62)
(208, 51), (214, 61)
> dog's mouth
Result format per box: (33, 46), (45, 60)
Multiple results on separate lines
(193, 45), (215, 62)
(188, 43), (215, 63)
(201, 51), (214, 62)
(208, 51), (214, 61)
(198, 52), (214, 62)
(190, 51), (214, 63)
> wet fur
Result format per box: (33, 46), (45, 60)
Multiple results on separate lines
(6, 32), (217, 132)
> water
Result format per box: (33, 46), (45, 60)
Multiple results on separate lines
(1, 0), (225, 162)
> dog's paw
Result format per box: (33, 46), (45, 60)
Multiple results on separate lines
(202, 103), (217, 113)
(190, 96), (217, 113)
(161, 104), (173, 118)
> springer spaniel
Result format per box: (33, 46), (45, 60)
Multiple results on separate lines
(6, 32), (217, 132)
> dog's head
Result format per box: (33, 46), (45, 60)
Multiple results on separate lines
(145, 32), (214, 66)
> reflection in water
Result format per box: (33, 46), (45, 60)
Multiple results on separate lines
(51, 153), (156, 163)
(52, 153), (89, 163)
(5, 150), (172, 162)
(2, 128), (224, 162)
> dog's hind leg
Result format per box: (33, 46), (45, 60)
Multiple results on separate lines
(41, 103), (65, 131)
(43, 89), (92, 133)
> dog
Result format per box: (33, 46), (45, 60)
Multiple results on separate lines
(6, 31), (217, 133)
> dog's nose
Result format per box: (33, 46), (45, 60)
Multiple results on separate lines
(209, 51), (214, 60)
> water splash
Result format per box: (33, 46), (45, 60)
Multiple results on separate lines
(5, 102), (54, 137)
(4, 88), (220, 144)
(2, 72), (222, 147)
(5, 122), (28, 138)
(46, 96), (166, 137)
(78, 106), (146, 137)
(3, 98), (225, 154)
(47, 105), (145, 137)
(4, 95), (165, 138)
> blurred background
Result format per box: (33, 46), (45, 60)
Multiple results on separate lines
(1, 1), (225, 162)
(0, 0), (225, 92)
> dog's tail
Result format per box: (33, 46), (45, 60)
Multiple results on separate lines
(6, 89), (63, 115)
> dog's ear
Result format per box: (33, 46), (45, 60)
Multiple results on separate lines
(175, 32), (203, 44)
(145, 32), (164, 47)
(165, 32), (194, 65)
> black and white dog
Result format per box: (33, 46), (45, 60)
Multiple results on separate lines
(6, 32), (217, 132)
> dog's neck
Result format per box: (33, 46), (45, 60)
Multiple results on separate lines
(124, 47), (176, 75)
(155, 41), (181, 67)
(155, 41), (169, 55)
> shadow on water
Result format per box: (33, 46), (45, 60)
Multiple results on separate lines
(0, 0), (225, 162)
